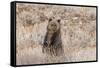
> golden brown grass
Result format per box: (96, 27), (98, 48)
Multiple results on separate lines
(16, 3), (96, 65)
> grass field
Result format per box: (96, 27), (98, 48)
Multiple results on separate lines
(16, 3), (96, 65)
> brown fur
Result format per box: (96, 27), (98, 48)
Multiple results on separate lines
(42, 17), (64, 56)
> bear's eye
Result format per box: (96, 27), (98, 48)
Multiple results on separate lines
(49, 18), (52, 22)
(57, 19), (60, 22)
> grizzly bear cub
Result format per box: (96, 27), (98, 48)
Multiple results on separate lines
(42, 17), (64, 56)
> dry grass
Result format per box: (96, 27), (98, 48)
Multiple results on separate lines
(16, 3), (96, 65)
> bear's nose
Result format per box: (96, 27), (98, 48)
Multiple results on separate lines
(51, 24), (56, 26)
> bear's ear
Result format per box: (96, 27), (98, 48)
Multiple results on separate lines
(49, 18), (52, 22)
(57, 19), (61, 23)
